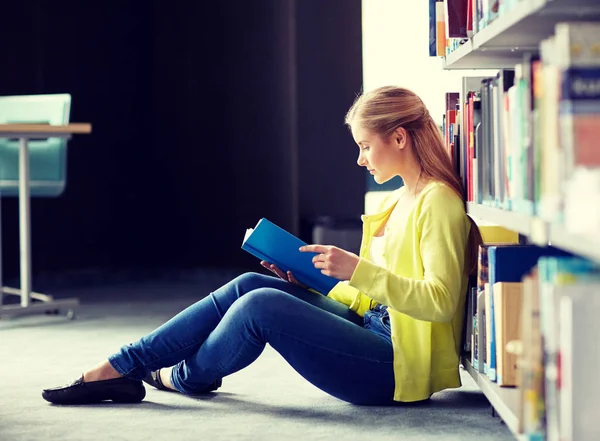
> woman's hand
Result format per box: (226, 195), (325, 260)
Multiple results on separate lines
(299, 245), (360, 281)
(260, 261), (308, 289)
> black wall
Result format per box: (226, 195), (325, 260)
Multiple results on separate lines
(0, 0), (364, 281)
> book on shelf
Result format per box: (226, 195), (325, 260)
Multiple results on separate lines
(241, 218), (339, 295)
(474, 288), (486, 372)
(537, 257), (600, 441)
(519, 269), (545, 439)
(496, 69), (515, 209)
(557, 22), (600, 236)
(467, 91), (482, 203)
(465, 285), (477, 354)
(484, 282), (493, 375)
(559, 283), (600, 441)
(435, 1), (447, 57)
(445, 0), (469, 38)
(493, 282), (522, 387)
(429, 0), (438, 57)
(475, 243), (492, 373)
(466, 0), (473, 37)
(480, 78), (493, 206)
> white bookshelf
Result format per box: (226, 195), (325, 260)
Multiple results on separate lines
(467, 203), (600, 262)
(444, 0), (600, 70)
(461, 357), (523, 439)
(467, 203), (532, 236)
(444, 1), (600, 439)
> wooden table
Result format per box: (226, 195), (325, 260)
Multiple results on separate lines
(0, 123), (92, 318)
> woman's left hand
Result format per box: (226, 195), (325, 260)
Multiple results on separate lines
(299, 244), (360, 281)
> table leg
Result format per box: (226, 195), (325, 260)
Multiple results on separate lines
(18, 137), (31, 307)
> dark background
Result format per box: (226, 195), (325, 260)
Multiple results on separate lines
(0, 0), (364, 283)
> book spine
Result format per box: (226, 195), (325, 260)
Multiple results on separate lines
(538, 37), (562, 223)
(520, 271), (545, 439)
(480, 79), (491, 205)
(436, 2), (447, 57)
(446, 0), (469, 38)
(487, 247), (497, 381)
(493, 282), (522, 386)
(429, 0), (438, 56)
(559, 285), (600, 441)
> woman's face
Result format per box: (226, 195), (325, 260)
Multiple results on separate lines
(351, 125), (401, 184)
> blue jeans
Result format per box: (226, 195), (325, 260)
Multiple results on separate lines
(108, 272), (396, 405)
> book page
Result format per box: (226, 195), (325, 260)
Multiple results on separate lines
(243, 228), (254, 245)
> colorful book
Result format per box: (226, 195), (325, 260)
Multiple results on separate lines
(242, 218), (339, 295)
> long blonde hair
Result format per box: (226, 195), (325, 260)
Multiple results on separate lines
(345, 86), (482, 276)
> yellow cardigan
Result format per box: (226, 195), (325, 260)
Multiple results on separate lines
(328, 181), (470, 402)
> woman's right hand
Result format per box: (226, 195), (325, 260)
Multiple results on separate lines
(260, 261), (308, 289)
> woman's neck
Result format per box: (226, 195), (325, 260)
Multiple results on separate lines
(401, 169), (425, 197)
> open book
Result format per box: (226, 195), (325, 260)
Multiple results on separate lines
(242, 218), (339, 295)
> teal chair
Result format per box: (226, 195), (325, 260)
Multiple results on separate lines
(0, 94), (79, 318)
(0, 94), (71, 197)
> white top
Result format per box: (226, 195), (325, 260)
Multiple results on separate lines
(369, 190), (408, 267)
(369, 235), (387, 267)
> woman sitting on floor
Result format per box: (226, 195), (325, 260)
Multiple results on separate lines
(43, 86), (482, 406)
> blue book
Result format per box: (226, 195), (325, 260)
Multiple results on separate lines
(428, 0), (438, 56)
(242, 218), (339, 295)
(487, 245), (571, 381)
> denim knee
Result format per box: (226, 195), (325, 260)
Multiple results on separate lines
(226, 288), (289, 332)
(230, 272), (273, 289)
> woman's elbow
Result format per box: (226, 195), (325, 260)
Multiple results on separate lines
(430, 291), (458, 323)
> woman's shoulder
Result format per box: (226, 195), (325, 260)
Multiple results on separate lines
(418, 181), (465, 215)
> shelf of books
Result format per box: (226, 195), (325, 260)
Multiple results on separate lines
(467, 203), (600, 262)
(431, 0), (600, 440)
(436, 0), (600, 69)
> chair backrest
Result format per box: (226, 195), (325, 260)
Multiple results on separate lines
(0, 94), (71, 197)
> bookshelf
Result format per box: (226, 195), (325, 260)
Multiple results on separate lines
(461, 357), (522, 439)
(467, 203), (600, 265)
(440, 0), (600, 439)
(443, 0), (600, 69)
(467, 203), (532, 236)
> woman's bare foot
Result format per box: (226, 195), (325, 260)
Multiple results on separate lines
(158, 367), (177, 391)
(82, 360), (122, 382)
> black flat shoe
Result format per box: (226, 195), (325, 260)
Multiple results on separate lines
(42, 375), (146, 405)
(143, 369), (223, 394)
(142, 369), (170, 391)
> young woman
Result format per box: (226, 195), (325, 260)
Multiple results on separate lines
(42, 86), (482, 406)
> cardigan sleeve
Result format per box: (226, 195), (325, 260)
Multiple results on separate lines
(348, 185), (468, 323)
(327, 281), (360, 307)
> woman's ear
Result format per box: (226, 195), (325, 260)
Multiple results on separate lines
(394, 128), (407, 149)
